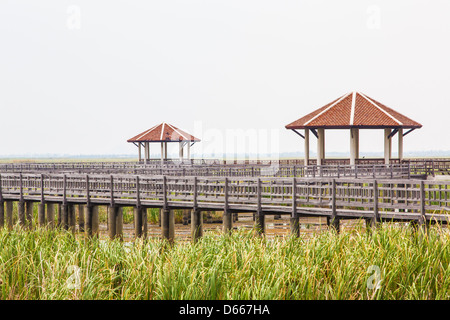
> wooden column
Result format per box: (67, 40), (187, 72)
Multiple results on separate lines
(366, 180), (380, 230)
(328, 179), (340, 232)
(142, 208), (148, 239)
(25, 201), (33, 230)
(92, 206), (99, 237)
(161, 208), (174, 242)
(85, 205), (93, 238)
(179, 142), (184, 160)
(304, 129), (310, 165)
(138, 143), (142, 162)
(38, 202), (46, 227)
(290, 177), (300, 237)
(47, 203), (55, 229)
(255, 178), (265, 235)
(108, 205), (118, 240)
(78, 204), (85, 232)
(5, 201), (13, 230)
(0, 201), (4, 229)
(164, 142), (168, 160)
(350, 128), (359, 166)
(223, 178), (232, 233)
(145, 142), (150, 163)
(191, 209), (203, 243)
(187, 142), (191, 160)
(116, 207), (123, 241)
(161, 142), (164, 162)
(68, 204), (76, 234)
(18, 201), (25, 228)
(61, 203), (69, 230)
(384, 128), (392, 164)
(398, 128), (404, 161)
(134, 206), (143, 239)
(317, 128), (325, 166)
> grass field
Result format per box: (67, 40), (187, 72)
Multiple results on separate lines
(0, 223), (448, 300)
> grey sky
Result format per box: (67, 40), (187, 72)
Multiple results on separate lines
(1, 1), (449, 158)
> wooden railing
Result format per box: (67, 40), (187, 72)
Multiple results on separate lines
(1, 173), (448, 222)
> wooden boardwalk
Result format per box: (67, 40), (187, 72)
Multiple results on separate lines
(0, 162), (413, 179)
(0, 172), (449, 241)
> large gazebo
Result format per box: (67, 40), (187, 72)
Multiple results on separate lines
(127, 122), (200, 162)
(285, 91), (422, 165)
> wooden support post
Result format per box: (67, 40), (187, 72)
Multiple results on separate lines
(47, 203), (55, 229)
(317, 128), (325, 166)
(304, 129), (309, 165)
(61, 203), (69, 230)
(0, 201), (4, 229)
(78, 204), (85, 232)
(291, 177), (300, 237)
(419, 181), (428, 233)
(398, 128), (404, 161)
(384, 128), (392, 165)
(191, 176), (202, 242)
(5, 201), (13, 230)
(18, 201), (25, 228)
(25, 201), (33, 230)
(142, 208), (147, 239)
(191, 208), (203, 243)
(38, 202), (45, 227)
(116, 207), (123, 241)
(68, 204), (76, 234)
(329, 179), (340, 232)
(161, 208), (174, 242)
(134, 206), (143, 239)
(223, 177), (232, 233)
(290, 216), (300, 237)
(92, 206), (99, 237)
(255, 178), (265, 235)
(108, 205), (118, 240)
(85, 205), (93, 238)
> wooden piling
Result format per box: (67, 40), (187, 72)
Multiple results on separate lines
(108, 205), (118, 240)
(191, 208), (203, 243)
(329, 179), (340, 232)
(47, 203), (55, 229)
(0, 201), (4, 229)
(116, 207), (123, 241)
(78, 204), (85, 232)
(85, 205), (93, 238)
(61, 203), (69, 230)
(290, 216), (300, 237)
(5, 201), (13, 229)
(223, 178), (232, 233)
(68, 204), (76, 234)
(38, 202), (46, 227)
(161, 208), (174, 242)
(134, 206), (143, 238)
(92, 206), (99, 237)
(142, 208), (147, 239)
(18, 201), (25, 228)
(255, 178), (265, 235)
(25, 201), (33, 230)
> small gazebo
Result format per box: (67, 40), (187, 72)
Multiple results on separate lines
(285, 92), (422, 165)
(127, 122), (200, 162)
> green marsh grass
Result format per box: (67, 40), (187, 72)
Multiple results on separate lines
(0, 223), (448, 300)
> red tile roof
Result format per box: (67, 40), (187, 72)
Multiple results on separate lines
(127, 123), (200, 142)
(285, 92), (422, 129)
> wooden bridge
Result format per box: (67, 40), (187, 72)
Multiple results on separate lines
(0, 172), (448, 242)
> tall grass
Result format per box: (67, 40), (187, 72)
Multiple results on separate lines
(0, 224), (448, 300)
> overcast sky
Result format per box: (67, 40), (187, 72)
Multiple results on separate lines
(1, 1), (449, 158)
